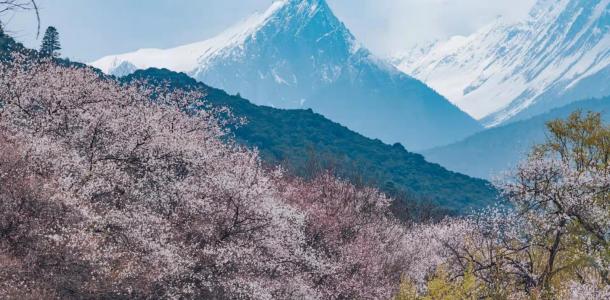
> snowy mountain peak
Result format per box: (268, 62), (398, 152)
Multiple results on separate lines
(188, 0), (369, 106)
(90, 1), (286, 75)
(90, 0), (355, 76)
(257, 0), (356, 48)
(282, 0), (326, 13)
(395, 0), (610, 127)
(89, 0), (481, 150)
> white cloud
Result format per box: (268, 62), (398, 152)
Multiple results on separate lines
(328, 0), (537, 56)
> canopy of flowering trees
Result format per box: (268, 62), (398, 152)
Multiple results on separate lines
(0, 54), (608, 299)
(0, 55), (425, 299)
(396, 112), (610, 299)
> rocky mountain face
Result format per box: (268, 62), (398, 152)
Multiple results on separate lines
(91, 0), (481, 150)
(395, 0), (610, 127)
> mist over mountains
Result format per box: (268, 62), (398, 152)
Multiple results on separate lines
(424, 97), (610, 179)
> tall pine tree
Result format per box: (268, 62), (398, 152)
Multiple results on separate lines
(40, 26), (61, 57)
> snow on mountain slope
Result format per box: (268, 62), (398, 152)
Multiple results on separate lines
(394, 0), (610, 127)
(91, 1), (286, 74)
(90, 0), (482, 150)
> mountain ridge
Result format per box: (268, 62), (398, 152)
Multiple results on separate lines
(424, 96), (610, 179)
(395, 0), (610, 127)
(122, 67), (497, 212)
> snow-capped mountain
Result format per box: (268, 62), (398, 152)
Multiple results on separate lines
(394, 0), (610, 127)
(90, 0), (481, 150)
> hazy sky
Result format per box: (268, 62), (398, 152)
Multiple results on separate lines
(1, 0), (536, 62)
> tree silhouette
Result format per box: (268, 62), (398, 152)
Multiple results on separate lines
(39, 26), (60, 57)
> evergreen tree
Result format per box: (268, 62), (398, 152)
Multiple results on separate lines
(40, 26), (61, 57)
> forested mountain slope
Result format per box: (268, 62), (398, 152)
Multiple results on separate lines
(124, 68), (497, 212)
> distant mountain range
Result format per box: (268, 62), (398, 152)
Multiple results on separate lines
(90, 0), (481, 151)
(424, 96), (610, 179)
(394, 0), (610, 127)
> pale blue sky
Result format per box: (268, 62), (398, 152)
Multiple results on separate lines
(2, 0), (536, 62)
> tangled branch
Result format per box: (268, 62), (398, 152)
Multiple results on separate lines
(0, 0), (40, 37)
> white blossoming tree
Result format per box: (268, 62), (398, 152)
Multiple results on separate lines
(399, 112), (610, 299)
(0, 54), (423, 299)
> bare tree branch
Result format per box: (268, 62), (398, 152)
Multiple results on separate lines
(0, 0), (40, 37)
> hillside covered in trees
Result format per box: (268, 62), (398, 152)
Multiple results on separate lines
(1, 51), (609, 299)
(1, 28), (496, 214)
(123, 69), (496, 213)
(1, 11), (609, 299)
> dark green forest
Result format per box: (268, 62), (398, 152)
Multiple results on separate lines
(124, 68), (497, 214)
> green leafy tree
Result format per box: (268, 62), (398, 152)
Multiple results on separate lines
(466, 111), (610, 297)
(39, 26), (60, 57)
(395, 266), (484, 300)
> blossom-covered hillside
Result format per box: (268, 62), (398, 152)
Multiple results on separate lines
(1, 44), (608, 300)
(0, 54), (414, 298)
(122, 68), (496, 213)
